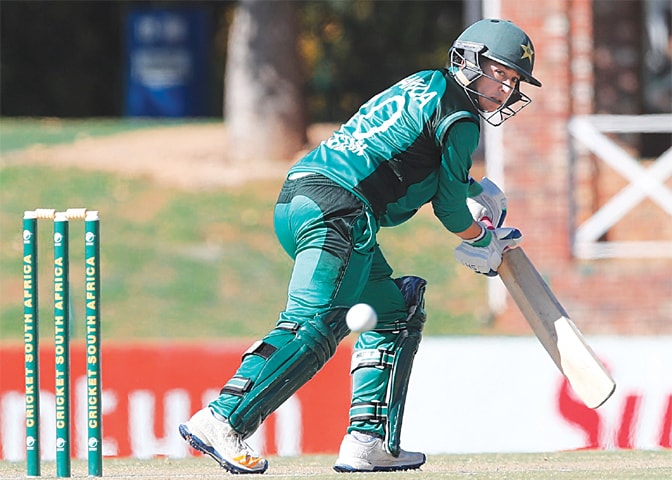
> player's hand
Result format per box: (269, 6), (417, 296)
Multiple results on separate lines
(454, 224), (523, 276)
(467, 177), (507, 228)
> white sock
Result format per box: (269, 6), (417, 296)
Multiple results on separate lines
(351, 431), (377, 442)
(208, 407), (228, 423)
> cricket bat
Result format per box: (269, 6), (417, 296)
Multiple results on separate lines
(497, 247), (616, 409)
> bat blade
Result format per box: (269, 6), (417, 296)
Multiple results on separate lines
(497, 247), (616, 408)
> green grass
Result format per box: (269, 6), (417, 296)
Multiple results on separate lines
(0, 117), (218, 153)
(0, 119), (490, 342)
(1, 450), (670, 479)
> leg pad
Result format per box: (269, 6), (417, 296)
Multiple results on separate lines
(212, 309), (350, 437)
(348, 276), (427, 456)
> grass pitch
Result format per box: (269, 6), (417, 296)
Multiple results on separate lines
(1, 450), (671, 479)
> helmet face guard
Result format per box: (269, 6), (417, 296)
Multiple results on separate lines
(448, 19), (541, 127)
(449, 41), (531, 127)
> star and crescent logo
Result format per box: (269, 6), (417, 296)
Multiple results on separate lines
(520, 42), (534, 63)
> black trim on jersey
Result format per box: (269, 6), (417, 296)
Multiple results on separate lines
(354, 123), (442, 217)
(355, 72), (479, 218)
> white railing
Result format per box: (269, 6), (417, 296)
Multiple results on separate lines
(568, 114), (672, 259)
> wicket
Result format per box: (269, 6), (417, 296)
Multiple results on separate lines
(23, 208), (102, 477)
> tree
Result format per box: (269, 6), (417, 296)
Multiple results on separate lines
(225, 0), (307, 162)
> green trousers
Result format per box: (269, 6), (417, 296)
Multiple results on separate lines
(210, 174), (408, 440)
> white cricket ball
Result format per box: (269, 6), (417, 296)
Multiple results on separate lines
(346, 303), (378, 332)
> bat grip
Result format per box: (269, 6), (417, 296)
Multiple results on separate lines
(480, 216), (519, 255)
(480, 217), (495, 230)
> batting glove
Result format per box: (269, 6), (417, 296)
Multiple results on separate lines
(467, 177), (507, 228)
(454, 224), (523, 276)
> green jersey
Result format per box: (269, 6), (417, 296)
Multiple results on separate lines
(289, 69), (480, 233)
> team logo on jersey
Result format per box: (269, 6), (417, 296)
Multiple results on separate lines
(520, 42), (534, 64)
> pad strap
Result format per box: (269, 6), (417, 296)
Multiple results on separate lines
(349, 401), (388, 424)
(220, 377), (252, 396)
(219, 340), (279, 395)
(350, 348), (395, 373)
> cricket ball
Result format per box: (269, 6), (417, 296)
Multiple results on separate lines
(346, 303), (378, 332)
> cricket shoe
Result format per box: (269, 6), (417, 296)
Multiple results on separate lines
(333, 431), (426, 472)
(179, 407), (268, 474)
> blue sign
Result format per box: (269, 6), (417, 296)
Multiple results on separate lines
(125, 8), (209, 117)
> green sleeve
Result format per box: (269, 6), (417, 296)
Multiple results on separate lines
(431, 120), (480, 233)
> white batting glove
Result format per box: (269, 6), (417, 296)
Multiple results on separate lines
(454, 224), (523, 276)
(467, 177), (508, 228)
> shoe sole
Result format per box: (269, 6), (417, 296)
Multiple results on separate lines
(333, 458), (425, 473)
(178, 424), (268, 475)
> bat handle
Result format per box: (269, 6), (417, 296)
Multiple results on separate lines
(480, 217), (495, 230)
(480, 216), (518, 254)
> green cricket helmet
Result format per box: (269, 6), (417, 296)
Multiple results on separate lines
(449, 19), (541, 126)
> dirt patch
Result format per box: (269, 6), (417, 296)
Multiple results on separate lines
(2, 123), (338, 189)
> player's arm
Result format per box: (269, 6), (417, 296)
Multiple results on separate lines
(431, 120), (480, 233)
(455, 221), (484, 241)
(434, 116), (508, 233)
(433, 122), (522, 275)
